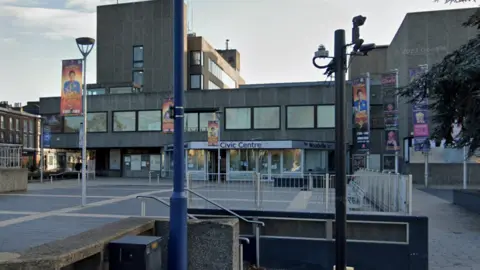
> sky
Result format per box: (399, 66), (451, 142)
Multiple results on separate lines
(0, 0), (477, 104)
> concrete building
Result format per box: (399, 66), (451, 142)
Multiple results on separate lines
(349, 7), (479, 181)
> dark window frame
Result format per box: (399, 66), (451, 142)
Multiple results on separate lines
(285, 105), (316, 130)
(190, 74), (203, 90)
(224, 107), (252, 131)
(190, 50), (203, 66)
(42, 114), (63, 133)
(184, 112), (200, 132)
(137, 110), (163, 132)
(252, 106), (281, 130)
(132, 70), (144, 88)
(316, 105), (335, 129)
(112, 110), (137, 133)
(133, 45), (144, 68)
(63, 111), (108, 133)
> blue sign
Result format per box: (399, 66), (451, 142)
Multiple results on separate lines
(43, 126), (51, 148)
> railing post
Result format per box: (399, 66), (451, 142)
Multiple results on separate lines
(308, 173), (313, 190)
(325, 173), (330, 212)
(141, 199), (146, 216)
(239, 243), (244, 270)
(78, 172), (80, 185)
(408, 174), (413, 215)
(157, 173), (160, 184)
(254, 172), (261, 210)
(149, 171), (152, 185)
(253, 217), (261, 268)
(186, 173), (192, 207)
(50, 175), (53, 184)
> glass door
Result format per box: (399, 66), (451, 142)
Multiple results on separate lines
(258, 150), (269, 180)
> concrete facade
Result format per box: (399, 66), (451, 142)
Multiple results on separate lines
(39, 82), (343, 149)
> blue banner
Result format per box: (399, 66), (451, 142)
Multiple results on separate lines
(352, 76), (370, 151)
(43, 125), (51, 148)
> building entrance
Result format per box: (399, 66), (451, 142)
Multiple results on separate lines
(207, 149), (227, 182)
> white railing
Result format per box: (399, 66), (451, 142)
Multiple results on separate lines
(185, 171), (412, 215)
(0, 144), (22, 168)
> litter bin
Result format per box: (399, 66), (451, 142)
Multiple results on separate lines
(109, 235), (162, 270)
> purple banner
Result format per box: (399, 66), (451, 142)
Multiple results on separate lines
(381, 72), (400, 152)
(409, 66), (429, 151)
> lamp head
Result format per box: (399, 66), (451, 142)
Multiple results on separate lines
(75, 37), (95, 57)
(352, 15), (366, 27)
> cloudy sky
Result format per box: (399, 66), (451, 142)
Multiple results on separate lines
(0, 0), (476, 104)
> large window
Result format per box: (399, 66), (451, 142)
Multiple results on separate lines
(190, 74), (203, 90)
(229, 149), (256, 171)
(138, 110), (162, 131)
(113, 111), (136, 132)
(44, 114), (62, 133)
(199, 112), (216, 131)
(64, 116), (82, 133)
(283, 149), (302, 172)
(190, 51), (202, 66)
(0, 116), (3, 129)
(133, 45), (144, 68)
(287, 106), (314, 128)
(187, 150), (205, 171)
(184, 113), (199, 132)
(28, 119), (34, 133)
(88, 112), (107, 132)
(253, 107), (280, 129)
(23, 133), (28, 148)
(23, 119), (28, 133)
(87, 88), (106, 95)
(9, 117), (12, 130)
(225, 108), (251, 130)
(208, 59), (236, 88)
(316, 105), (335, 128)
(15, 119), (19, 131)
(133, 71), (144, 87)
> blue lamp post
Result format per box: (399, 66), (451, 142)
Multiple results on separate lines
(168, 0), (187, 269)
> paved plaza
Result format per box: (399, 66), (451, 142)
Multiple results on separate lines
(0, 179), (479, 269)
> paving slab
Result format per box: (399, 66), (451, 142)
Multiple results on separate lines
(0, 216), (120, 252)
(72, 199), (170, 217)
(0, 196), (106, 212)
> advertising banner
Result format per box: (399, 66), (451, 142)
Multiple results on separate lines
(352, 76), (370, 151)
(162, 98), (174, 133)
(60, 59), (83, 116)
(207, 120), (219, 146)
(78, 123), (84, 149)
(42, 125), (51, 148)
(409, 66), (429, 151)
(381, 72), (400, 152)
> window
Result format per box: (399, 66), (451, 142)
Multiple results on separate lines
(187, 150), (205, 171)
(208, 59), (236, 88)
(283, 149), (302, 172)
(133, 71), (144, 87)
(229, 149), (256, 171)
(23, 120), (28, 133)
(190, 51), (202, 66)
(253, 107), (280, 129)
(87, 88), (106, 95)
(207, 80), (220, 90)
(190, 74), (203, 90)
(28, 134), (34, 148)
(287, 106), (314, 128)
(28, 119), (34, 133)
(23, 133), (28, 148)
(9, 133), (12, 143)
(110, 87), (133, 94)
(184, 113), (199, 132)
(113, 111), (136, 132)
(0, 116), (3, 129)
(88, 112), (107, 132)
(15, 133), (19, 144)
(9, 117), (12, 130)
(133, 45), (144, 68)
(138, 110), (162, 131)
(199, 112), (216, 131)
(43, 115), (63, 133)
(0, 131), (4, 142)
(225, 108), (251, 130)
(317, 106), (335, 128)
(15, 119), (19, 131)
(64, 116), (82, 133)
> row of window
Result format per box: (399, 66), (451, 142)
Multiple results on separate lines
(208, 59), (236, 88)
(0, 115), (35, 133)
(190, 75), (222, 90)
(0, 131), (35, 148)
(224, 105), (335, 130)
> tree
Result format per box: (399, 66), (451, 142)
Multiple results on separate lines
(398, 2), (480, 154)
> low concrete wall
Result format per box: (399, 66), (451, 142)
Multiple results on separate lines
(0, 217), (239, 270)
(0, 168), (28, 193)
(453, 189), (480, 214)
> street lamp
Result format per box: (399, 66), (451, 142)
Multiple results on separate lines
(168, 0), (188, 269)
(215, 111), (222, 183)
(75, 37), (95, 207)
(312, 16), (375, 270)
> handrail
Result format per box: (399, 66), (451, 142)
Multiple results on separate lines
(136, 195), (198, 220)
(185, 188), (265, 227)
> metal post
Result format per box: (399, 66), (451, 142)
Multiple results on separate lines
(394, 69), (399, 174)
(424, 152), (429, 187)
(40, 119), (44, 183)
(325, 173), (330, 212)
(463, 145), (467, 189)
(168, 0), (187, 268)
(366, 152), (370, 169)
(334, 29), (347, 270)
(217, 116), (221, 183)
(81, 56), (88, 207)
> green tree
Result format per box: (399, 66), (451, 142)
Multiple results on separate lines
(398, 2), (480, 154)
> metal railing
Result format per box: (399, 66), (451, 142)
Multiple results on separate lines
(186, 171), (412, 215)
(136, 193), (259, 269)
(0, 144), (22, 168)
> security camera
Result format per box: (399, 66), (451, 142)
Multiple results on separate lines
(314, 44), (329, 58)
(352, 15), (366, 27)
(358, 43), (376, 55)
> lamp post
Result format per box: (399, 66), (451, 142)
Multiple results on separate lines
(168, 0), (188, 268)
(75, 37), (95, 207)
(215, 111), (222, 183)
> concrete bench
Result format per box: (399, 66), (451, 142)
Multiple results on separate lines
(0, 217), (156, 270)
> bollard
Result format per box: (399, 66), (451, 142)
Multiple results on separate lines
(239, 243), (243, 270)
(149, 171), (152, 185)
(50, 176), (53, 184)
(78, 173), (80, 185)
(140, 200), (146, 216)
(308, 173), (313, 190)
(325, 173), (330, 212)
(157, 174), (160, 184)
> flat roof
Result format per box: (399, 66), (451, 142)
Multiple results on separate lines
(239, 81), (333, 89)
